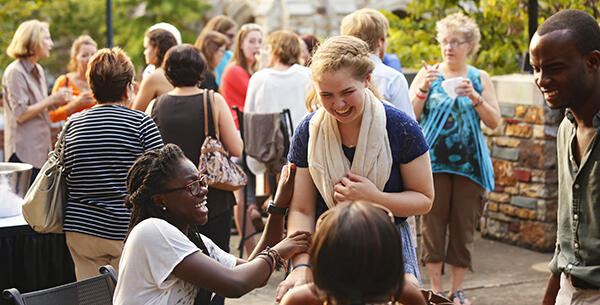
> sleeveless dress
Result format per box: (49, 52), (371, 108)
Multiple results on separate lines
(419, 66), (494, 191)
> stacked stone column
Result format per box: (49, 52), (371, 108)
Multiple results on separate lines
(480, 74), (562, 252)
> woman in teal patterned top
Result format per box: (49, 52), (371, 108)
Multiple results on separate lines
(409, 12), (501, 305)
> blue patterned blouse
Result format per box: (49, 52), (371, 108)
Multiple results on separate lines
(419, 65), (494, 191)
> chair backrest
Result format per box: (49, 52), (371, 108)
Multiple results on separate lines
(233, 107), (295, 168)
(3, 265), (118, 305)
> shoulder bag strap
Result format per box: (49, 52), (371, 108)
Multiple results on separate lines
(209, 89), (220, 140)
(202, 89), (209, 137)
(56, 120), (71, 164)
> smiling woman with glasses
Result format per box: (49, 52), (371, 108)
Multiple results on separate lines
(160, 175), (208, 196)
(408, 12), (502, 305)
(114, 144), (311, 305)
(149, 44), (244, 305)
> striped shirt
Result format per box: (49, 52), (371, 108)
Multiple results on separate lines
(63, 105), (163, 240)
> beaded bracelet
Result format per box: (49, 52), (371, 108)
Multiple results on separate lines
(266, 247), (286, 272)
(257, 254), (274, 273)
(419, 87), (429, 94)
(415, 92), (427, 100)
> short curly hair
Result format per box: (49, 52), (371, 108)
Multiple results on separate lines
(164, 44), (206, 87)
(86, 47), (134, 103)
(436, 13), (481, 56)
(537, 9), (600, 55)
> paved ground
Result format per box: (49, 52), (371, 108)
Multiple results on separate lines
(225, 231), (553, 305)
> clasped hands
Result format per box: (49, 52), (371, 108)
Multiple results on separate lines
(333, 171), (379, 203)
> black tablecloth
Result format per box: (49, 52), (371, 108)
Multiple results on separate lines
(0, 225), (75, 304)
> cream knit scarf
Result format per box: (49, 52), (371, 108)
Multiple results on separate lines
(308, 88), (392, 209)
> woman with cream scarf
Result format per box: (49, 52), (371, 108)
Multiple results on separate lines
(275, 36), (434, 302)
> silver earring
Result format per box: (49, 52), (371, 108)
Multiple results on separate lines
(162, 206), (167, 211)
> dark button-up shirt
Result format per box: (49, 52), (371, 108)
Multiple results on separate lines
(2, 58), (51, 168)
(549, 109), (600, 288)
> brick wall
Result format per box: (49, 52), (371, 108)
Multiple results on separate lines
(480, 74), (562, 252)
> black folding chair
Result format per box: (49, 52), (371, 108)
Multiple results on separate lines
(233, 106), (294, 258)
(3, 265), (117, 305)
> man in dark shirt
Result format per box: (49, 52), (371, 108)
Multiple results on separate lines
(529, 9), (600, 305)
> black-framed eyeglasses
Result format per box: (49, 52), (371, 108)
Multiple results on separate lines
(160, 175), (207, 196)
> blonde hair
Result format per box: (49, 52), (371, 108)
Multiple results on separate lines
(340, 8), (388, 53)
(67, 35), (97, 72)
(306, 36), (380, 111)
(436, 13), (481, 56)
(86, 47), (134, 104)
(194, 30), (228, 70)
(231, 23), (262, 75)
(267, 30), (301, 66)
(6, 20), (49, 59)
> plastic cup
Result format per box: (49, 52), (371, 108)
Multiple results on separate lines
(441, 77), (463, 99)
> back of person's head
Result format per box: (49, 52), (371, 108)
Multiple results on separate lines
(7, 19), (49, 59)
(340, 8), (388, 53)
(202, 15), (238, 35)
(125, 144), (187, 233)
(436, 12), (481, 56)
(267, 30), (301, 66)
(67, 35), (97, 72)
(194, 30), (228, 69)
(145, 28), (178, 67)
(536, 9), (600, 55)
(148, 22), (182, 45)
(310, 202), (404, 305)
(164, 44), (207, 87)
(232, 23), (263, 74)
(301, 34), (319, 57)
(86, 47), (134, 103)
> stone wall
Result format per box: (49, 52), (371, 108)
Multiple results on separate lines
(480, 73), (562, 252)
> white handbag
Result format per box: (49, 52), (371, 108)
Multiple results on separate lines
(22, 121), (70, 234)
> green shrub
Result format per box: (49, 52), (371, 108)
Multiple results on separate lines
(385, 0), (599, 76)
(0, 0), (209, 78)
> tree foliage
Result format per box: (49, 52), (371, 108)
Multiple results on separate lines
(0, 1), (43, 70)
(0, 0), (210, 79)
(385, 0), (599, 76)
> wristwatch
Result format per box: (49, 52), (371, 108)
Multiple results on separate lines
(267, 200), (288, 215)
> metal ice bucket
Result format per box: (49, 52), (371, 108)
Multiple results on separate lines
(0, 162), (33, 217)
